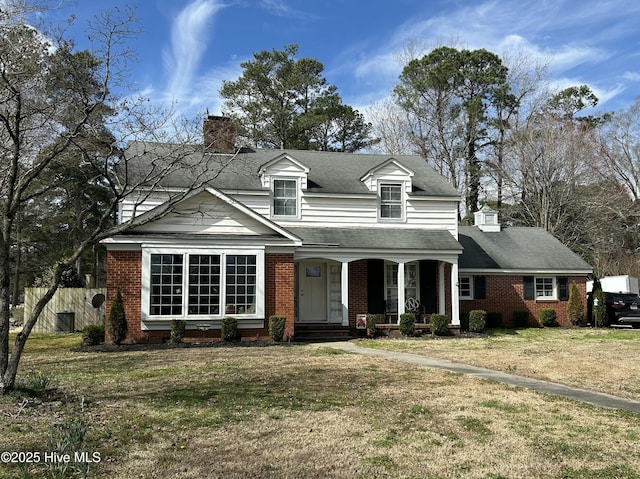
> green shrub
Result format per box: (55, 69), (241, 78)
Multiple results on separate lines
(486, 312), (503, 328)
(221, 316), (238, 341)
(567, 283), (584, 326)
(469, 310), (487, 332)
(460, 311), (470, 331)
(399, 313), (416, 337)
(170, 319), (187, 344)
(82, 324), (105, 346)
(107, 288), (127, 345)
(539, 308), (558, 327)
(365, 314), (378, 337)
(269, 315), (287, 341)
(430, 314), (449, 336)
(512, 310), (530, 328)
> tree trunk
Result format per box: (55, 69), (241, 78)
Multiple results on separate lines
(1, 277), (60, 394)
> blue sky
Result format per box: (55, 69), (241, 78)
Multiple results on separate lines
(47, 0), (640, 120)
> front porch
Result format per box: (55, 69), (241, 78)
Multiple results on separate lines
(292, 256), (460, 341)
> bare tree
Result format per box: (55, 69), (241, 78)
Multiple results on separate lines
(0, 3), (233, 394)
(366, 99), (414, 155)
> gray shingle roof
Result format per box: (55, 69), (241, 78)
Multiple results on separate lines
(459, 226), (592, 272)
(287, 227), (463, 251)
(123, 141), (460, 197)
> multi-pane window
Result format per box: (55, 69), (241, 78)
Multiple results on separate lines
(273, 179), (297, 216)
(147, 252), (259, 317)
(150, 254), (184, 316)
(225, 255), (257, 314)
(188, 255), (220, 315)
(459, 276), (472, 299)
(385, 262), (419, 313)
(380, 184), (402, 219)
(536, 277), (555, 299)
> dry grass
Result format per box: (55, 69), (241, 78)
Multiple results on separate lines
(361, 328), (640, 400)
(1, 331), (639, 478)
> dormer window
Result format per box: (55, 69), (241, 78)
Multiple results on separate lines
(379, 183), (403, 220)
(272, 178), (298, 217)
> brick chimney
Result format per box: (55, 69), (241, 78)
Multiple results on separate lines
(203, 115), (236, 152)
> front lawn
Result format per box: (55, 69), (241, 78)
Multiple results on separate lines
(1, 331), (639, 478)
(360, 327), (640, 400)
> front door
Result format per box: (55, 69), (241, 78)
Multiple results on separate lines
(299, 261), (327, 322)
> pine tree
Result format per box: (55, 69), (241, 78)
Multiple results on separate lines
(108, 289), (127, 345)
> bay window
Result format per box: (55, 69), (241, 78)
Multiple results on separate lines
(143, 249), (263, 320)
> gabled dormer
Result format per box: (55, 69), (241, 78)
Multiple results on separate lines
(360, 159), (414, 222)
(259, 153), (309, 220)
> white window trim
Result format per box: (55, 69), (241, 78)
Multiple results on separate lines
(459, 275), (473, 300)
(384, 261), (420, 313)
(535, 276), (557, 301)
(142, 248), (265, 321)
(378, 182), (405, 222)
(271, 177), (301, 220)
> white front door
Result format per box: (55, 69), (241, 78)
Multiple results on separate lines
(299, 261), (327, 322)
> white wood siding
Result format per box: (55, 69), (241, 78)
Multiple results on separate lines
(131, 191), (276, 235)
(118, 190), (458, 233)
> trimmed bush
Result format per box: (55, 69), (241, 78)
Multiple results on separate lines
(82, 324), (104, 346)
(365, 313), (378, 337)
(430, 314), (449, 336)
(221, 316), (238, 342)
(469, 310), (487, 332)
(269, 315), (287, 342)
(592, 286), (607, 327)
(399, 313), (416, 337)
(539, 308), (558, 327)
(486, 312), (503, 328)
(108, 288), (127, 345)
(512, 310), (530, 328)
(170, 319), (187, 344)
(567, 283), (584, 326)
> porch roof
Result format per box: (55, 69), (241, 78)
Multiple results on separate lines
(286, 227), (462, 252)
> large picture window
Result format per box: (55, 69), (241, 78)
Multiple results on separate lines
(144, 249), (264, 319)
(273, 179), (298, 217)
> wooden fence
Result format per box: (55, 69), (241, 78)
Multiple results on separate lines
(25, 288), (107, 333)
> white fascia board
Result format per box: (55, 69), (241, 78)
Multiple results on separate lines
(204, 187), (302, 245)
(459, 268), (593, 275)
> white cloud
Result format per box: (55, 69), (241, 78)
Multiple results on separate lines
(162, 0), (225, 103)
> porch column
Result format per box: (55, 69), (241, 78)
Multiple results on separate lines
(438, 262), (446, 315)
(341, 261), (349, 326)
(450, 261), (460, 325)
(397, 262), (405, 323)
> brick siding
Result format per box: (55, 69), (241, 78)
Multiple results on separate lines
(265, 253), (295, 339)
(348, 260), (368, 331)
(460, 275), (588, 327)
(106, 250), (295, 343)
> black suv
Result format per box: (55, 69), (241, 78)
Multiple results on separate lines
(603, 292), (640, 328)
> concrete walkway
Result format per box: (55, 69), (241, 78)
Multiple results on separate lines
(319, 341), (640, 414)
